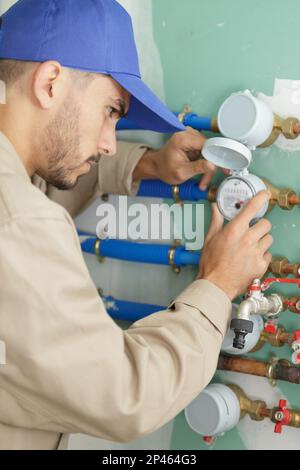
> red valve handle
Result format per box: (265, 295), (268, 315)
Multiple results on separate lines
(274, 399), (292, 434)
(262, 278), (300, 292)
(264, 323), (277, 334)
(294, 330), (300, 341)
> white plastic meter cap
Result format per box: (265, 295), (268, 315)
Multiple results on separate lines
(217, 90), (274, 148)
(202, 137), (252, 171)
(218, 93), (257, 140)
(185, 384), (240, 436)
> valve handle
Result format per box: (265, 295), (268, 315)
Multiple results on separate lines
(264, 322), (277, 334)
(294, 330), (300, 341)
(274, 399), (291, 434)
(262, 278), (300, 292)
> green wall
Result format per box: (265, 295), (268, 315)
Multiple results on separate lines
(153, 0), (300, 450)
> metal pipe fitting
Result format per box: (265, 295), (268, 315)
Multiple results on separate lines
(228, 384), (266, 422)
(263, 179), (298, 211)
(269, 257), (300, 278)
(229, 384), (300, 433)
(259, 115), (300, 148)
(230, 279), (283, 350)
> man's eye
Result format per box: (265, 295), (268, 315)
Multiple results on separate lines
(107, 106), (119, 119)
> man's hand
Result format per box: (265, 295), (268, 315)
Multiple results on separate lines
(133, 127), (216, 190)
(197, 191), (273, 300)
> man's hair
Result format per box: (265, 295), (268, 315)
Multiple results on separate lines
(0, 59), (32, 86)
(0, 59), (96, 88)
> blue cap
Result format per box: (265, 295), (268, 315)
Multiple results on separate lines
(0, 0), (185, 133)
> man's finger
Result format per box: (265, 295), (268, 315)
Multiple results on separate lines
(176, 128), (206, 152)
(231, 190), (271, 229)
(249, 218), (272, 241)
(176, 159), (216, 183)
(263, 252), (273, 267)
(199, 166), (216, 190)
(205, 203), (224, 243)
(258, 234), (274, 254)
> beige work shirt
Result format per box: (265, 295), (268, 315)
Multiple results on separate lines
(0, 132), (231, 450)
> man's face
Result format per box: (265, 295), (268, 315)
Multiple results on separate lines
(39, 73), (130, 190)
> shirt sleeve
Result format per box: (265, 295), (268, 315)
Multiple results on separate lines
(0, 214), (231, 442)
(44, 141), (149, 218)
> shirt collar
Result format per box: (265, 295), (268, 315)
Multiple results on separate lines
(0, 131), (31, 183)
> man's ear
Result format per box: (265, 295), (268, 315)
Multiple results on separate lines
(32, 61), (65, 110)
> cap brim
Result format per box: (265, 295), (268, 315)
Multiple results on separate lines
(111, 72), (186, 133)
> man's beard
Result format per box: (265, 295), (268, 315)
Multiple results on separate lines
(39, 99), (100, 191)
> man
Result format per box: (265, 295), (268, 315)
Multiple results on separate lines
(0, 0), (272, 450)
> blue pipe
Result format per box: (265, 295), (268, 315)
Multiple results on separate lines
(102, 295), (164, 322)
(80, 238), (201, 267)
(137, 179), (208, 201)
(117, 113), (216, 132)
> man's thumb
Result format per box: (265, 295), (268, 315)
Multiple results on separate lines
(206, 203), (224, 242)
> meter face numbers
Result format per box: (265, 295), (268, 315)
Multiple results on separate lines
(217, 177), (254, 220)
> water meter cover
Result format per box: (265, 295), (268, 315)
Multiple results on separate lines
(202, 137), (251, 170)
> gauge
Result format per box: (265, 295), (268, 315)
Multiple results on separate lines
(217, 174), (268, 222)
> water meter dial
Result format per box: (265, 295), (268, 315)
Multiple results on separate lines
(202, 137), (268, 222)
(217, 173), (268, 222)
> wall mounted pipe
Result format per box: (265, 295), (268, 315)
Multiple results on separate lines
(80, 237), (201, 272)
(101, 295), (164, 322)
(117, 113), (218, 132)
(218, 355), (300, 386)
(137, 179), (209, 202)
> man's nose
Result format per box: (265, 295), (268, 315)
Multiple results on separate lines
(98, 126), (117, 156)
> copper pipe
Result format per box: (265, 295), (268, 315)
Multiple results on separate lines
(218, 355), (266, 377)
(218, 355), (300, 385)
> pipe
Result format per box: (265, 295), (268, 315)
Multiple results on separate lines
(102, 295), (164, 322)
(218, 355), (300, 386)
(117, 113), (218, 132)
(80, 238), (201, 270)
(137, 179), (209, 202)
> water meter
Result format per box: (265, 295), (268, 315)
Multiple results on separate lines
(185, 383), (241, 437)
(217, 89), (274, 149)
(202, 137), (269, 222)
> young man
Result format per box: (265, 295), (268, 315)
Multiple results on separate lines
(0, 0), (272, 449)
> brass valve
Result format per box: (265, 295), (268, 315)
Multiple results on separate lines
(259, 115), (300, 148)
(251, 326), (290, 352)
(263, 179), (298, 211)
(207, 186), (218, 203)
(228, 385), (266, 422)
(269, 257), (300, 278)
(228, 384), (300, 432)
